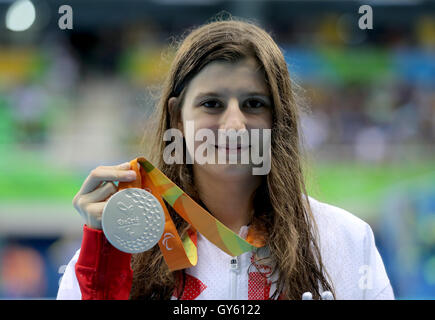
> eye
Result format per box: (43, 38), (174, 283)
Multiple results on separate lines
(244, 99), (266, 109)
(201, 100), (222, 109)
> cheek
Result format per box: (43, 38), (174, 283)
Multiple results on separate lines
(264, 110), (273, 129)
(182, 113), (218, 157)
(264, 109), (273, 126)
(249, 112), (273, 130)
(182, 113), (218, 135)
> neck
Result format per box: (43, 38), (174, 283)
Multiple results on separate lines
(193, 166), (261, 234)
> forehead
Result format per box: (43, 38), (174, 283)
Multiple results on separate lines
(186, 57), (269, 97)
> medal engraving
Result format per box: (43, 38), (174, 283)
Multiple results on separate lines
(102, 188), (165, 253)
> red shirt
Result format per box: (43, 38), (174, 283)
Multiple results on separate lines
(75, 225), (133, 300)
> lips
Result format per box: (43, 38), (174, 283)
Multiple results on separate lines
(215, 144), (250, 150)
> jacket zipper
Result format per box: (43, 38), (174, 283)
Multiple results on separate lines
(230, 256), (239, 299)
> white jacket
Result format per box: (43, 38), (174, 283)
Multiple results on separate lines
(57, 197), (394, 300)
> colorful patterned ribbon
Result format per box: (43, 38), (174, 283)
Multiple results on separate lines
(117, 157), (266, 271)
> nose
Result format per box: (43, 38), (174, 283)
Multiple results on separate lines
(220, 98), (247, 131)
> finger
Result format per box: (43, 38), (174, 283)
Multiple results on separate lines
(84, 201), (107, 229)
(90, 162), (134, 190)
(79, 164), (136, 195)
(82, 180), (118, 204)
(85, 201), (108, 220)
(104, 162), (132, 170)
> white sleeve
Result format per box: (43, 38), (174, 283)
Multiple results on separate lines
(56, 249), (82, 300)
(361, 224), (395, 300)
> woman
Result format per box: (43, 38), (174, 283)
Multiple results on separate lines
(57, 18), (394, 300)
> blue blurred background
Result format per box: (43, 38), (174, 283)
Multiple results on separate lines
(0, 0), (433, 299)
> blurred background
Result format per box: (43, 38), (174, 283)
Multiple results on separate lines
(0, 0), (433, 299)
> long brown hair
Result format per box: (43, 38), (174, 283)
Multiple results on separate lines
(129, 15), (335, 300)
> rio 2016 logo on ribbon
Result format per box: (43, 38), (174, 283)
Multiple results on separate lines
(162, 232), (175, 251)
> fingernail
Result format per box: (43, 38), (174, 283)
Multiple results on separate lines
(127, 171), (136, 178)
(120, 162), (130, 169)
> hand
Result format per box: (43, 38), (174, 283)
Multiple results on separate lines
(72, 162), (138, 230)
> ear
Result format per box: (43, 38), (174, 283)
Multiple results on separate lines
(168, 97), (184, 133)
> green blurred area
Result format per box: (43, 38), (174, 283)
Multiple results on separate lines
(0, 147), (433, 221)
(0, 148), (85, 202)
(305, 160), (435, 220)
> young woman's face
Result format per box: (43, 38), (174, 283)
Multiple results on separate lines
(174, 56), (273, 179)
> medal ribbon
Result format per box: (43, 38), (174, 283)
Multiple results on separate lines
(117, 157), (266, 271)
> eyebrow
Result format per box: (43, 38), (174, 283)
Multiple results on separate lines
(193, 91), (271, 104)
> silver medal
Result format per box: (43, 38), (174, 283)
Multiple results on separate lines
(102, 188), (165, 254)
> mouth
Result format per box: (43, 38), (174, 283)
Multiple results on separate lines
(214, 144), (250, 151)
(215, 144), (251, 154)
